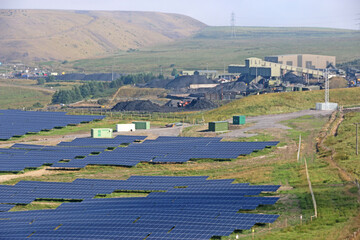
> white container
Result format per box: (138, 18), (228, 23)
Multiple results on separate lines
(315, 102), (338, 111)
(116, 124), (136, 132)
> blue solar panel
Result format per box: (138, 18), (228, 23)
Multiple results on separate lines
(0, 176), (280, 239)
(0, 136), (279, 172)
(0, 110), (105, 140)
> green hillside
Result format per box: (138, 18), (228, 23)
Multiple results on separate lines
(59, 26), (360, 74)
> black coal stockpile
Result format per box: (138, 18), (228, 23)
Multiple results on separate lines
(111, 99), (217, 112)
(111, 100), (163, 112)
(56, 73), (121, 81)
(214, 80), (247, 92)
(145, 78), (172, 88)
(185, 99), (218, 110)
(165, 75), (216, 90)
(283, 72), (305, 84)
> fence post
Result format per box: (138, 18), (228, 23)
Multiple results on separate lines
(297, 134), (301, 163)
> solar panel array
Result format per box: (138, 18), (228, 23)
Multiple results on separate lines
(0, 135), (146, 172)
(52, 136), (279, 169)
(0, 176), (280, 239)
(0, 110), (105, 140)
(0, 136), (278, 172)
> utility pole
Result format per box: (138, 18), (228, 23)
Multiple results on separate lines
(111, 52), (115, 81)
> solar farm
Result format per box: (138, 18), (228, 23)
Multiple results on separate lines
(0, 110), (284, 239)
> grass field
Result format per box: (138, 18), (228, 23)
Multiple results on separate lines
(0, 85), (52, 109)
(60, 26), (360, 74)
(325, 111), (360, 180)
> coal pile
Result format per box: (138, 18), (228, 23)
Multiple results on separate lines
(56, 73), (86, 81)
(56, 73), (121, 81)
(283, 72), (305, 84)
(213, 80), (247, 92)
(145, 78), (172, 88)
(185, 99), (217, 110)
(111, 100), (163, 112)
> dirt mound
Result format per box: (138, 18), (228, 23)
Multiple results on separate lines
(165, 75), (216, 90)
(185, 99), (217, 110)
(111, 100), (163, 112)
(329, 77), (348, 89)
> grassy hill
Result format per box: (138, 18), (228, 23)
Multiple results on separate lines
(198, 87), (360, 122)
(0, 9), (206, 62)
(0, 84), (52, 109)
(59, 26), (360, 74)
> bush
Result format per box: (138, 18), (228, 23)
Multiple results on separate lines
(32, 102), (44, 108)
(37, 78), (45, 85)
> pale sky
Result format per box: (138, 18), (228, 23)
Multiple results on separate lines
(1, 0), (359, 29)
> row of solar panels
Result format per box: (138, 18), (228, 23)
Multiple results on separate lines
(0, 176), (279, 205)
(0, 136), (279, 172)
(52, 136), (278, 168)
(0, 110), (105, 140)
(0, 176), (279, 239)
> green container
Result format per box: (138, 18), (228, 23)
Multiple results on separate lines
(233, 115), (246, 125)
(133, 121), (150, 130)
(208, 121), (229, 132)
(91, 128), (113, 138)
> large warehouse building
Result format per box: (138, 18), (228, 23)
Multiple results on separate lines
(264, 54), (336, 69)
(228, 55), (331, 79)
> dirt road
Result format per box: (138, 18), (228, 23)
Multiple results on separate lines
(220, 109), (333, 138)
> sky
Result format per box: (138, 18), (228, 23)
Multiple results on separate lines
(1, 0), (359, 30)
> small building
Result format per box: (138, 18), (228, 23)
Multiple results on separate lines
(91, 128), (113, 138)
(208, 121), (229, 132)
(133, 121), (150, 130)
(116, 124), (135, 132)
(233, 115), (246, 125)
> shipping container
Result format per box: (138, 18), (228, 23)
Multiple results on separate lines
(233, 115), (246, 125)
(133, 121), (150, 130)
(208, 121), (229, 132)
(91, 128), (113, 138)
(116, 124), (135, 132)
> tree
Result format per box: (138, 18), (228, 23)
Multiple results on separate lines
(45, 76), (56, 82)
(171, 68), (178, 77)
(37, 78), (45, 85)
